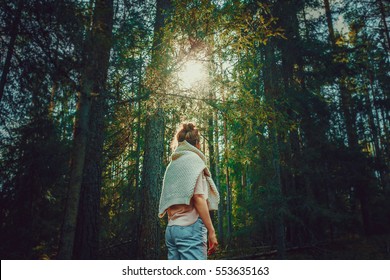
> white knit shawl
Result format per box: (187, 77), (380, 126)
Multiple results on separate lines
(158, 140), (220, 218)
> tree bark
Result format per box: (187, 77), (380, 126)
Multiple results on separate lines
(207, 88), (224, 242)
(57, 90), (91, 259)
(0, 0), (24, 104)
(323, 0), (359, 149)
(323, 0), (336, 47)
(136, 0), (171, 259)
(223, 111), (233, 245)
(368, 71), (388, 190)
(73, 0), (114, 260)
(323, 0), (372, 236)
(133, 54), (144, 252)
(220, 68), (232, 243)
(215, 108), (224, 247)
(137, 108), (165, 259)
(58, 0), (114, 259)
(377, 0), (390, 51)
(263, 41), (286, 259)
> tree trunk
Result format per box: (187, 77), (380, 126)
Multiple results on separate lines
(215, 109), (224, 248)
(207, 98), (218, 223)
(57, 90), (91, 259)
(368, 72), (388, 189)
(72, 0), (114, 260)
(133, 54), (144, 253)
(207, 35), (224, 247)
(324, 0), (358, 148)
(136, 0), (171, 260)
(223, 113), (233, 245)
(0, 0), (24, 104)
(137, 108), (165, 259)
(73, 97), (107, 260)
(263, 41), (286, 259)
(377, 0), (390, 51)
(323, 0), (336, 47)
(323, 0), (372, 236)
(58, 0), (114, 259)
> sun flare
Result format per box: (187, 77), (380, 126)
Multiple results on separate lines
(177, 60), (207, 89)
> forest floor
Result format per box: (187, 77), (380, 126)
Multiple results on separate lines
(212, 235), (390, 260)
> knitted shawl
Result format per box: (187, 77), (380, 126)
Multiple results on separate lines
(158, 140), (220, 218)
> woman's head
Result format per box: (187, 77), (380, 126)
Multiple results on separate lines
(172, 122), (200, 150)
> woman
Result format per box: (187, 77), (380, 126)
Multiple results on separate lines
(158, 123), (220, 260)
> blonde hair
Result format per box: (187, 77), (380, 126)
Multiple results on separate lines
(171, 122), (200, 150)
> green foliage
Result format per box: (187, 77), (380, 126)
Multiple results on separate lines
(0, 115), (70, 259)
(1, 0), (389, 259)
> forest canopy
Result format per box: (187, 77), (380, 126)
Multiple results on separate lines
(0, 0), (389, 260)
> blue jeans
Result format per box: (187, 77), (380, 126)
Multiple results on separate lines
(165, 218), (207, 260)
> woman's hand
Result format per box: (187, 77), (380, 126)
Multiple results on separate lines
(208, 231), (218, 256)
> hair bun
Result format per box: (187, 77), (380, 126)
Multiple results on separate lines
(173, 122), (200, 149)
(183, 123), (195, 132)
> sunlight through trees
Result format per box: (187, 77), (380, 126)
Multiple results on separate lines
(177, 59), (208, 90)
